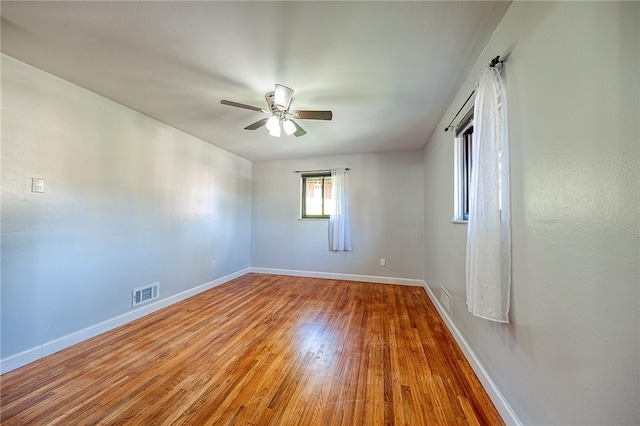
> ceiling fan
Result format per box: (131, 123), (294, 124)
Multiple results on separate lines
(221, 84), (333, 137)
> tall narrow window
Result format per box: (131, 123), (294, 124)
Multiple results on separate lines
(301, 172), (332, 218)
(454, 108), (474, 221)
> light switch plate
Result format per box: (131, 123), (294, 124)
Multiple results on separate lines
(31, 178), (45, 193)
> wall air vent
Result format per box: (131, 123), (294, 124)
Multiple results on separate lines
(132, 282), (159, 308)
(440, 287), (452, 313)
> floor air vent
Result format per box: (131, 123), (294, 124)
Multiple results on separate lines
(132, 282), (159, 307)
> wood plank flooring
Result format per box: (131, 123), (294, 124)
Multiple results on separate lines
(0, 274), (504, 425)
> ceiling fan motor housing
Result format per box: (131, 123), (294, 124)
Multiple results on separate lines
(265, 91), (283, 116)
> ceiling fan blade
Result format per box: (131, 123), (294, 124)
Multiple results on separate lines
(290, 120), (307, 137)
(274, 84), (294, 110)
(244, 118), (269, 130)
(221, 99), (265, 113)
(292, 110), (333, 120)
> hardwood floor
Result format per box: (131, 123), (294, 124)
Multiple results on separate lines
(0, 274), (504, 425)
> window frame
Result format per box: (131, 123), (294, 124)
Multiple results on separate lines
(300, 172), (332, 219)
(453, 108), (474, 223)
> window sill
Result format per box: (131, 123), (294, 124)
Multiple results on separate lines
(298, 218), (329, 221)
(451, 219), (468, 225)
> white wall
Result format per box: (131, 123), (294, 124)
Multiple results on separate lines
(423, 2), (639, 425)
(252, 152), (423, 282)
(1, 55), (252, 361)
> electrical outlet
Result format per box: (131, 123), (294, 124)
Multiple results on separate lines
(211, 261), (216, 269)
(380, 258), (386, 266)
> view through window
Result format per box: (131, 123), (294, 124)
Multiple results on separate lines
(454, 109), (474, 221)
(301, 172), (333, 219)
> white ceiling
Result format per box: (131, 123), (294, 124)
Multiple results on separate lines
(1, 1), (509, 161)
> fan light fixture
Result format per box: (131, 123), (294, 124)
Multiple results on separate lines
(283, 119), (296, 136)
(220, 84), (332, 138)
(266, 115), (297, 138)
(269, 126), (281, 137)
(266, 116), (280, 135)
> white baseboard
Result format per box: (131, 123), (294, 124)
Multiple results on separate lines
(249, 267), (424, 287)
(422, 281), (522, 426)
(0, 268), (250, 374)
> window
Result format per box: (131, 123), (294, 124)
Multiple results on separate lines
(454, 109), (473, 222)
(301, 172), (333, 219)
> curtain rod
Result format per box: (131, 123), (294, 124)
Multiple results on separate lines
(294, 168), (350, 174)
(443, 55), (504, 132)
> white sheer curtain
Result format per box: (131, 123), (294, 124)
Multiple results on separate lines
(466, 65), (511, 323)
(329, 167), (352, 251)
